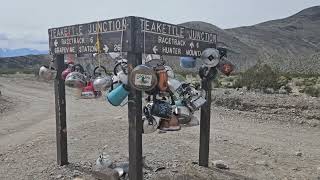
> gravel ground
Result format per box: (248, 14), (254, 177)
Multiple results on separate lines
(0, 75), (320, 180)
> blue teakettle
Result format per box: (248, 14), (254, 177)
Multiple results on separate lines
(180, 57), (196, 68)
(106, 84), (129, 106)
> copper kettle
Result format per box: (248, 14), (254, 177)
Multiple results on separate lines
(155, 66), (168, 92)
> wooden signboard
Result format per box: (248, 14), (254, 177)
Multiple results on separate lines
(135, 17), (217, 56)
(49, 16), (217, 57)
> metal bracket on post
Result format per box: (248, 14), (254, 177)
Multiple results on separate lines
(199, 78), (212, 167)
(127, 16), (143, 180)
(54, 54), (68, 166)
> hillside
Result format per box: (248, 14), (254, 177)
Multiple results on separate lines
(0, 55), (51, 70)
(226, 6), (320, 73)
(176, 6), (320, 74)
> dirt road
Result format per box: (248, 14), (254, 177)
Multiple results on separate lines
(0, 75), (319, 180)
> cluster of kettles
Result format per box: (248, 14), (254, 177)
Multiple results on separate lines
(39, 48), (233, 134)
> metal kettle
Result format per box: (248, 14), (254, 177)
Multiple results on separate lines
(39, 63), (57, 81)
(93, 66), (112, 91)
(65, 64), (87, 88)
(155, 66), (168, 92)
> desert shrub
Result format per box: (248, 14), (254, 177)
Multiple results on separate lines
(234, 64), (284, 90)
(304, 85), (320, 97)
(303, 78), (317, 86)
(293, 78), (305, 86)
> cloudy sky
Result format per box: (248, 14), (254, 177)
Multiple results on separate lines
(0, 0), (318, 50)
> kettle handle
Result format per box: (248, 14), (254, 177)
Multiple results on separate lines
(113, 61), (128, 75)
(72, 64), (85, 73)
(93, 65), (107, 77)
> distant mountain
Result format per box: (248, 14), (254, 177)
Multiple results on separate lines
(226, 6), (320, 73)
(0, 55), (51, 69)
(0, 48), (48, 57)
(180, 6), (320, 73)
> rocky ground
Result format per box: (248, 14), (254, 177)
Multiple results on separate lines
(0, 75), (320, 180)
(212, 88), (320, 127)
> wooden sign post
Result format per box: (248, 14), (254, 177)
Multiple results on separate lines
(54, 54), (68, 165)
(49, 16), (217, 180)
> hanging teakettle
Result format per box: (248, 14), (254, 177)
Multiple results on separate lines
(129, 65), (158, 92)
(142, 106), (160, 134)
(106, 84), (129, 106)
(174, 105), (192, 124)
(148, 100), (172, 118)
(164, 66), (175, 79)
(155, 66), (168, 92)
(93, 66), (113, 91)
(217, 58), (234, 76)
(168, 78), (185, 98)
(65, 64), (87, 88)
(113, 59), (128, 85)
(113, 59), (128, 75)
(200, 48), (220, 67)
(187, 94), (207, 112)
(39, 63), (57, 81)
(81, 81), (97, 99)
(180, 57), (196, 68)
(61, 62), (74, 80)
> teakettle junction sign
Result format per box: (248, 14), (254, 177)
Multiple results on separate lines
(49, 16), (218, 180)
(49, 16), (217, 57)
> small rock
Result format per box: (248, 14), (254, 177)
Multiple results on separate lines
(311, 123), (318, 127)
(295, 152), (303, 157)
(212, 160), (229, 169)
(115, 116), (122, 120)
(55, 174), (63, 179)
(255, 160), (268, 167)
(292, 167), (300, 171)
(264, 88), (275, 94)
(239, 91), (244, 95)
(73, 170), (81, 177)
(95, 153), (112, 170)
(93, 168), (119, 180)
(224, 90), (231, 95)
(253, 147), (262, 151)
(278, 89), (288, 94)
(73, 177), (84, 180)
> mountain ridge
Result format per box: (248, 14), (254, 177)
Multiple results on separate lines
(1, 6), (319, 74)
(0, 48), (48, 57)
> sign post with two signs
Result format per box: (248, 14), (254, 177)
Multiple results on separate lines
(49, 16), (217, 180)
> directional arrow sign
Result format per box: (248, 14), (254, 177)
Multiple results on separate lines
(190, 42), (195, 49)
(152, 46), (158, 54)
(54, 40), (58, 47)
